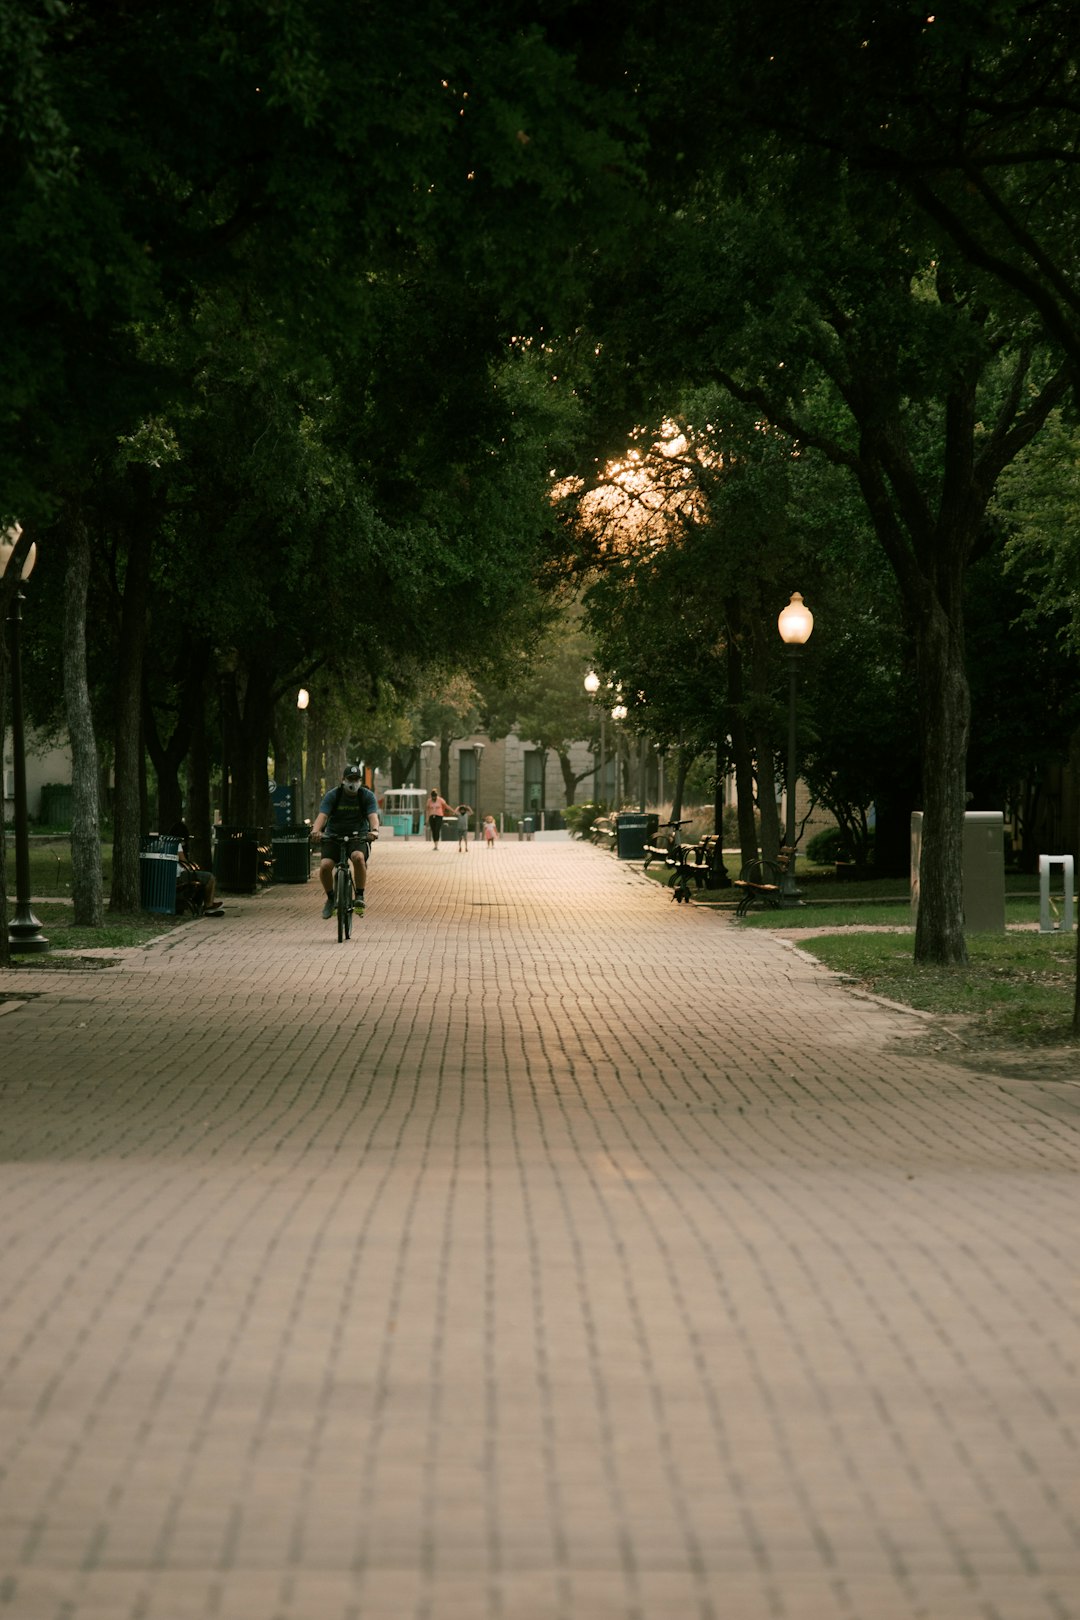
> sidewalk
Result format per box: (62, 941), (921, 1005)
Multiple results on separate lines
(1, 836), (1078, 1619)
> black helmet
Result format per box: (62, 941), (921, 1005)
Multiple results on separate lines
(343, 764), (362, 782)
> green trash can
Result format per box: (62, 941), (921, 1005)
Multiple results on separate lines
(214, 826), (260, 893)
(615, 813), (651, 861)
(272, 823), (311, 883)
(139, 836), (181, 913)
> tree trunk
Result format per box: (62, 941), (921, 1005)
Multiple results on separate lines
(671, 745), (692, 825)
(725, 622), (758, 868)
(913, 593), (969, 965)
(63, 507), (104, 927)
(755, 742), (782, 865)
(557, 748), (594, 807)
(144, 641), (209, 836)
(225, 661), (275, 828)
(1070, 729), (1080, 1039)
(0, 583), (10, 969)
(187, 690), (214, 871)
(110, 523), (152, 913)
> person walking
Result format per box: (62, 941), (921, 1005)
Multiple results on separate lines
(483, 814), (498, 849)
(427, 788), (452, 850)
(455, 804), (473, 853)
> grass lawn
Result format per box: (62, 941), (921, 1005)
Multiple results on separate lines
(795, 930), (1078, 1047)
(644, 859), (1078, 1048)
(4, 834), (113, 896)
(8, 901), (185, 956)
(4, 836), (183, 957)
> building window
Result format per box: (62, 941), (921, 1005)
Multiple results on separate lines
(524, 749), (545, 814)
(460, 748), (480, 806)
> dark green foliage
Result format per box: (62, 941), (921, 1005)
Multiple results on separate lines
(805, 827), (846, 866)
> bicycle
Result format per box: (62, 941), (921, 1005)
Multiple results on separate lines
(643, 816), (693, 877)
(643, 817), (726, 903)
(328, 832), (373, 942)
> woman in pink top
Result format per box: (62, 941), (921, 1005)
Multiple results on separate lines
(427, 788), (452, 849)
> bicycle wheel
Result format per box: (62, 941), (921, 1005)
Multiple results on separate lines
(336, 867), (353, 942)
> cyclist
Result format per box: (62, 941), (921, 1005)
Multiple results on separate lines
(310, 765), (380, 919)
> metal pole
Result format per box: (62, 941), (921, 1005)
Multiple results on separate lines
(779, 644), (801, 905)
(599, 713), (606, 806)
(638, 733), (646, 812)
(8, 589), (48, 952)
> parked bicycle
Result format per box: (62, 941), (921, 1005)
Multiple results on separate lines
(643, 817), (731, 903)
(643, 816), (694, 869)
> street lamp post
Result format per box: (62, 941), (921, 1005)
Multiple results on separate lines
(473, 741), (484, 839)
(420, 740), (437, 789)
(1, 527), (48, 953)
(611, 702), (627, 805)
(583, 671), (606, 805)
(420, 740), (436, 836)
(777, 591), (815, 906)
(295, 687), (309, 821)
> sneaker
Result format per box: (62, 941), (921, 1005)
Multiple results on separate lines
(355, 900), (365, 918)
(321, 896), (335, 920)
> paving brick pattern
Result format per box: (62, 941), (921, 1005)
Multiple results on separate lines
(0, 835), (1078, 1619)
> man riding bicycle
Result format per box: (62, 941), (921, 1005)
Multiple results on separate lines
(310, 764), (380, 920)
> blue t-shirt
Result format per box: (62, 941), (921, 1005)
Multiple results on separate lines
(319, 784), (378, 837)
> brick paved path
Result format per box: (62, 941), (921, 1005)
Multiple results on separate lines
(1, 835), (1078, 1620)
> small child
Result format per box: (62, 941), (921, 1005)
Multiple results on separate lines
(456, 804), (472, 853)
(483, 814), (498, 848)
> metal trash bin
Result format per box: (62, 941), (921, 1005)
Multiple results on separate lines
(214, 825), (261, 893)
(139, 836), (181, 914)
(615, 813), (651, 861)
(272, 822), (311, 883)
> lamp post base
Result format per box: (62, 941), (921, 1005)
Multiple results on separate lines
(777, 851), (805, 908)
(9, 904), (49, 953)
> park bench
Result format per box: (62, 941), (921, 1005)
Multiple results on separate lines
(732, 876), (781, 915)
(590, 815), (617, 851)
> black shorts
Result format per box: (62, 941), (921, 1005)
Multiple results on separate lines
(320, 832), (372, 862)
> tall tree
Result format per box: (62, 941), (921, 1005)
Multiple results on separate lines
(651, 156), (1068, 962)
(62, 502), (103, 926)
(719, 1), (1080, 385)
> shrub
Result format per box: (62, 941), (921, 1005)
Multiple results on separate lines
(806, 825), (846, 865)
(564, 801), (607, 839)
(805, 824), (876, 866)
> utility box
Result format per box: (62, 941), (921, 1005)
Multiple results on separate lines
(911, 811), (1005, 933)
